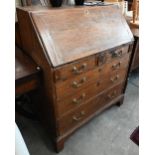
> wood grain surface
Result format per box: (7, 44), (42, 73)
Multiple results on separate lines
(30, 5), (134, 67)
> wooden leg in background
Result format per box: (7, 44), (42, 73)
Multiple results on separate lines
(117, 96), (124, 107)
(54, 138), (65, 153)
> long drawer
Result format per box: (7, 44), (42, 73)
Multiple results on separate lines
(96, 66), (128, 94)
(58, 83), (124, 135)
(55, 53), (130, 100)
(54, 56), (97, 82)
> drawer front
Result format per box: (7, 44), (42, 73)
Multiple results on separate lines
(109, 45), (130, 60)
(106, 53), (130, 73)
(96, 69), (127, 93)
(58, 83), (124, 135)
(97, 45), (130, 66)
(54, 56), (96, 82)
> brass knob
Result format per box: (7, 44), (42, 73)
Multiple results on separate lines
(108, 91), (117, 99)
(36, 66), (41, 71)
(72, 93), (86, 104)
(72, 111), (85, 121)
(112, 50), (123, 57)
(72, 77), (87, 88)
(110, 75), (119, 83)
(112, 61), (121, 70)
(72, 63), (87, 74)
(82, 63), (87, 68)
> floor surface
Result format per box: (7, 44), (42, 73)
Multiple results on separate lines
(16, 71), (139, 155)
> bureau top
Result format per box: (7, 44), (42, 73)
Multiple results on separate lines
(17, 5), (133, 67)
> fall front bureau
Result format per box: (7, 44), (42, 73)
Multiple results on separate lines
(17, 5), (134, 152)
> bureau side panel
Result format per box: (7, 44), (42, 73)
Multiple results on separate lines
(16, 8), (59, 138)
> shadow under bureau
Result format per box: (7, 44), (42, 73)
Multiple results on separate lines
(16, 5), (134, 152)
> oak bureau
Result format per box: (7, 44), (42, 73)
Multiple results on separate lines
(17, 5), (134, 152)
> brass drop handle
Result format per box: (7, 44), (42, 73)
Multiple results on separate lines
(111, 75), (119, 83)
(112, 61), (121, 70)
(72, 77), (87, 88)
(112, 50), (123, 57)
(72, 93), (86, 104)
(72, 111), (85, 121)
(72, 63), (87, 74)
(108, 91), (117, 99)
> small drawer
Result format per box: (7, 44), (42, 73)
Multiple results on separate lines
(110, 45), (129, 58)
(97, 45), (130, 66)
(109, 54), (130, 72)
(54, 56), (96, 82)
